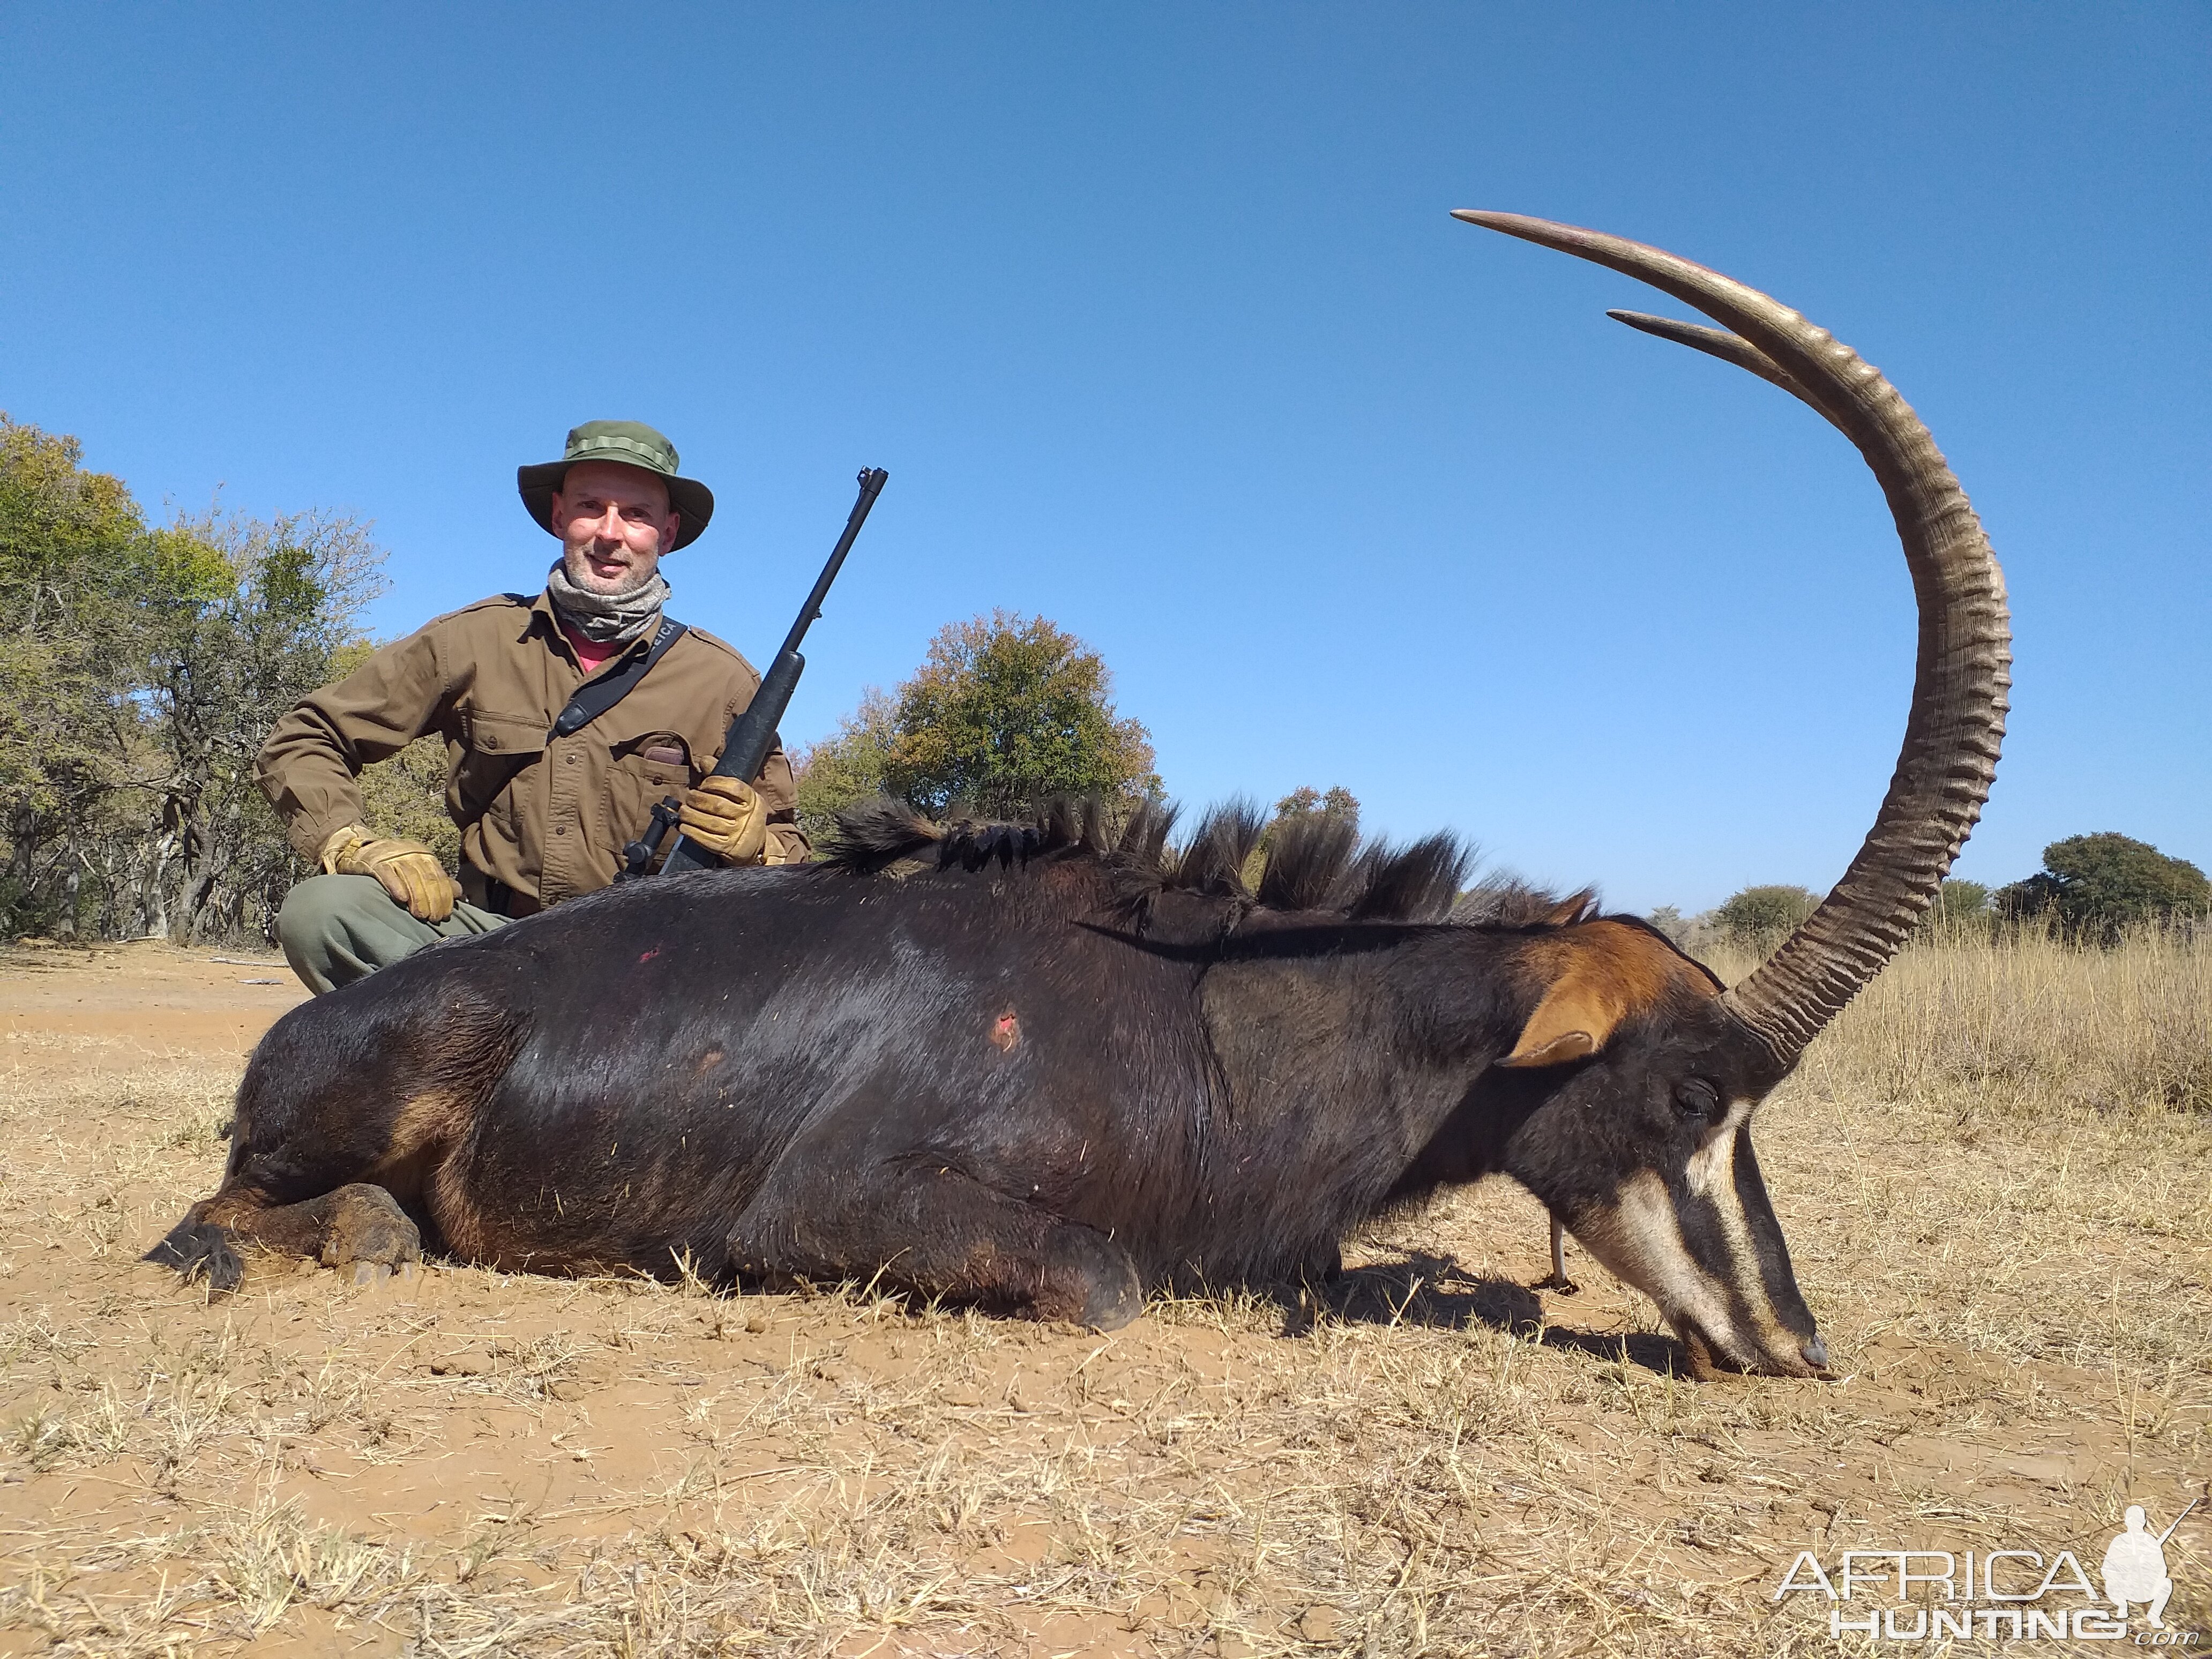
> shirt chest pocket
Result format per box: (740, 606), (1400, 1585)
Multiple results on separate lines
(603, 732), (703, 848)
(455, 708), (549, 829)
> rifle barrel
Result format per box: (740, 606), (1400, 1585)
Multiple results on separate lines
(2156, 1497), (2200, 1546)
(773, 466), (888, 663)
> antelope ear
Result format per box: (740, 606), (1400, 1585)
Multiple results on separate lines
(1538, 887), (1600, 927)
(1498, 921), (1698, 1068)
(1497, 982), (1614, 1067)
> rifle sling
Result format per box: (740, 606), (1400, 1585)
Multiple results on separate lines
(549, 616), (689, 742)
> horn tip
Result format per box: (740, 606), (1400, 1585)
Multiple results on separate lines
(1451, 208), (1531, 231)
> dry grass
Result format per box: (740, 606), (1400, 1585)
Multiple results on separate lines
(1711, 920), (2212, 1117)
(0, 937), (2206, 1656)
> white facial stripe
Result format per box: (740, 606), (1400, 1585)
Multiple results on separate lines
(1679, 1100), (1811, 1367)
(1589, 1172), (1748, 1366)
(1691, 1112), (1795, 1345)
(1683, 1097), (1753, 1198)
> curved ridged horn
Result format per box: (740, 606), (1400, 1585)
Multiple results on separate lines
(1453, 210), (2011, 1067)
(1605, 309), (1810, 404)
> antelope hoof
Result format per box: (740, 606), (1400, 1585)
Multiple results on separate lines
(318, 1184), (422, 1279)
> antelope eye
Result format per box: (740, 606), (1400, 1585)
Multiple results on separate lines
(1673, 1078), (1721, 1119)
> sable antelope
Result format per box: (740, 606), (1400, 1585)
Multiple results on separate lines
(152, 213), (2009, 1378)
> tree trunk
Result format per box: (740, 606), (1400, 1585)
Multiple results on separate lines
(143, 831), (174, 940)
(57, 864), (80, 941)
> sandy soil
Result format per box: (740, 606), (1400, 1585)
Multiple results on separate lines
(0, 940), (2204, 1655)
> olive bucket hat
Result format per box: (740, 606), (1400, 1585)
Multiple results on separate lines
(517, 420), (715, 550)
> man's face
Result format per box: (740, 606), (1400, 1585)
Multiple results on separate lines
(549, 460), (680, 595)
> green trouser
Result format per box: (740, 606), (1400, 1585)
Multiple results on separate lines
(276, 873), (510, 995)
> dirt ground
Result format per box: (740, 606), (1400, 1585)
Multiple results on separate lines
(0, 940), (2204, 1656)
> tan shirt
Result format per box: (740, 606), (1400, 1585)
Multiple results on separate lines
(258, 591), (805, 907)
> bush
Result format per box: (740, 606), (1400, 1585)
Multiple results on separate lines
(794, 612), (1159, 844)
(1714, 884), (1819, 944)
(1998, 833), (2210, 943)
(886, 611), (1157, 817)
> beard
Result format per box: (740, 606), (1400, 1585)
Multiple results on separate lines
(561, 543), (661, 597)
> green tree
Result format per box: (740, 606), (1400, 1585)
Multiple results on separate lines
(141, 509), (387, 940)
(1998, 833), (2210, 941)
(791, 688), (898, 848)
(0, 415), (168, 937)
(1244, 785), (1363, 888)
(1715, 884), (1820, 945)
(798, 611), (1159, 833)
(0, 414), (386, 943)
(1266, 785), (1361, 839)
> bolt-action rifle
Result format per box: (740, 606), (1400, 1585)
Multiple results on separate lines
(2157, 1498), (2201, 1546)
(620, 466), (888, 879)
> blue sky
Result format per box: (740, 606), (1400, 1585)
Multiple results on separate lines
(4, 5), (2204, 910)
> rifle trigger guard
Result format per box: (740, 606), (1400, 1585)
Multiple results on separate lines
(618, 794), (686, 883)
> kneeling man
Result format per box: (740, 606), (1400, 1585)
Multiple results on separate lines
(260, 421), (806, 993)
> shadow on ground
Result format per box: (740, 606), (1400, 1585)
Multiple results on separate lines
(1280, 1250), (1694, 1377)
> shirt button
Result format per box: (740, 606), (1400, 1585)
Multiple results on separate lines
(566, 753), (578, 765)
(555, 826), (567, 836)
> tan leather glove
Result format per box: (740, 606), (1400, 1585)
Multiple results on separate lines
(677, 775), (768, 865)
(320, 825), (459, 922)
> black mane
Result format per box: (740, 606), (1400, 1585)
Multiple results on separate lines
(823, 794), (1488, 927)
